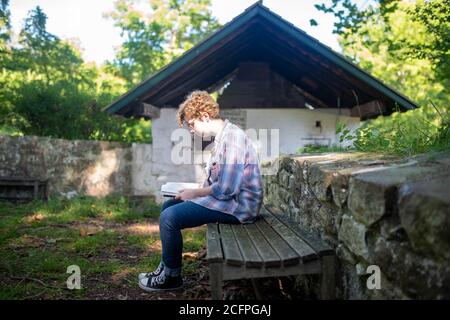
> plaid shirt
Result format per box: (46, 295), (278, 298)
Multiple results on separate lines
(190, 120), (263, 223)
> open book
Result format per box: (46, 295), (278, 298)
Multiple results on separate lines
(161, 182), (201, 198)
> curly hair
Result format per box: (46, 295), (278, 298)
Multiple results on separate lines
(177, 90), (220, 127)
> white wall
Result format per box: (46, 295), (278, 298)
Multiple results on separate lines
(245, 108), (361, 155)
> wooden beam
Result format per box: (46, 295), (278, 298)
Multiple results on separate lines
(150, 38), (255, 106)
(293, 85), (330, 109)
(350, 99), (386, 119)
(140, 21), (259, 103)
(258, 23), (382, 100)
(257, 41), (352, 101)
(132, 103), (160, 119)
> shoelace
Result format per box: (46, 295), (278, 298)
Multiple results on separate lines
(146, 263), (163, 277)
(150, 271), (167, 286)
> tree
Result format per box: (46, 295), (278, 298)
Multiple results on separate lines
(106, 0), (221, 86)
(15, 6), (90, 85)
(0, 0), (19, 134)
(409, 0), (449, 81)
(1, 1), (221, 142)
(0, 5), (150, 142)
(0, 0), (10, 53)
(314, 0), (449, 155)
(314, 0), (449, 106)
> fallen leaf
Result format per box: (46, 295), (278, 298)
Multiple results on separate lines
(79, 226), (98, 237)
(24, 213), (45, 224)
(8, 235), (45, 249)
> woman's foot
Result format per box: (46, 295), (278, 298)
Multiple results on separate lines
(138, 270), (183, 292)
(138, 262), (164, 281)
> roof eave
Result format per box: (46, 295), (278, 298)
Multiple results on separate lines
(104, 2), (419, 115)
(103, 4), (263, 115)
(256, 9), (418, 110)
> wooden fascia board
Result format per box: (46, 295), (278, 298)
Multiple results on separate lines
(103, 7), (260, 115)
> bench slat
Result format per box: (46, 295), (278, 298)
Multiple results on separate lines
(254, 219), (299, 266)
(243, 223), (282, 268)
(230, 224), (263, 268)
(264, 204), (334, 256)
(260, 208), (318, 262)
(219, 224), (244, 266)
(206, 223), (223, 263)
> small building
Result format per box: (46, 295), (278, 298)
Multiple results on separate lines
(104, 2), (417, 197)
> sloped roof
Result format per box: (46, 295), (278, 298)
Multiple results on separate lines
(104, 1), (417, 117)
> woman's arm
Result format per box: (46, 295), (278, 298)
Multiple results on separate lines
(176, 131), (246, 201)
(175, 186), (212, 201)
(209, 132), (246, 201)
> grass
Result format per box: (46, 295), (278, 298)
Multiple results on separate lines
(0, 195), (207, 300)
(297, 144), (347, 154)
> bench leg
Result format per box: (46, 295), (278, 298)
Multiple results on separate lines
(210, 263), (223, 300)
(33, 181), (38, 199)
(320, 255), (335, 300)
(251, 278), (263, 300)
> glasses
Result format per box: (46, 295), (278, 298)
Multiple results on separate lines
(186, 118), (197, 130)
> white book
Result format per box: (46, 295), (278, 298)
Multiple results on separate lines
(160, 182), (201, 198)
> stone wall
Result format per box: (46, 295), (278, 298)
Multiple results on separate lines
(0, 135), (153, 199)
(0, 134), (209, 202)
(262, 151), (450, 299)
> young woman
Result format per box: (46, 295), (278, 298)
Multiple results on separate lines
(138, 90), (263, 292)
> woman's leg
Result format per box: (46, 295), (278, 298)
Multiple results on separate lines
(138, 198), (184, 281)
(159, 200), (239, 276)
(139, 200), (239, 291)
(161, 198), (183, 211)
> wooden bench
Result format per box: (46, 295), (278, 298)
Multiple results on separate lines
(206, 204), (335, 300)
(0, 177), (48, 201)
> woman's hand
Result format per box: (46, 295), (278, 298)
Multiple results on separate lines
(175, 186), (213, 201)
(175, 189), (199, 201)
(210, 162), (219, 179)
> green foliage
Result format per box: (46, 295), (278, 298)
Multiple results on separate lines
(16, 194), (147, 227)
(297, 144), (347, 154)
(336, 103), (449, 155)
(314, 0), (373, 38)
(1, 1), (220, 142)
(336, 122), (355, 145)
(17, 6), (84, 85)
(309, 19), (318, 27)
(315, 0), (449, 108)
(106, 0), (221, 86)
(0, 4), (152, 142)
(3, 77), (151, 142)
(0, 124), (23, 136)
(314, 0), (450, 155)
(0, 196), (206, 299)
(408, 0), (449, 81)
(0, 0), (11, 50)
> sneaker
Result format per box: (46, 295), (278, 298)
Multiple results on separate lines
(138, 262), (164, 281)
(138, 270), (183, 292)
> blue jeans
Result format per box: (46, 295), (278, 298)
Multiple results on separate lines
(159, 198), (240, 276)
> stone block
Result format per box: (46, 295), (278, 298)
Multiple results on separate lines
(338, 214), (369, 260)
(348, 162), (449, 227)
(278, 169), (290, 187)
(398, 175), (450, 261)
